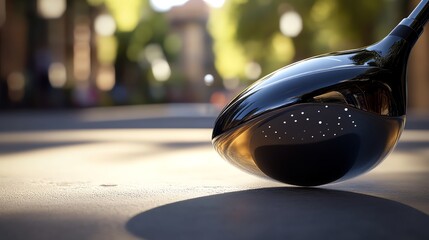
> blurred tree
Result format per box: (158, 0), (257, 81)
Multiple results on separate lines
(208, 0), (402, 83)
(88, 0), (175, 104)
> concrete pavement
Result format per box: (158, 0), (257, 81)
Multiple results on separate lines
(0, 104), (429, 239)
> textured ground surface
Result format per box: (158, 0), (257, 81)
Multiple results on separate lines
(1, 105), (429, 240)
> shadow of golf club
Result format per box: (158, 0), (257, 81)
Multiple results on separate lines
(126, 187), (429, 240)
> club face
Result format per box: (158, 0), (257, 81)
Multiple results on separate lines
(212, 43), (408, 186)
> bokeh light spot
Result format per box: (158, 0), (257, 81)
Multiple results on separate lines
(279, 10), (303, 37)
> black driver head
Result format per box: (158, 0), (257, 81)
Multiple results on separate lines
(211, 0), (429, 186)
(212, 38), (408, 186)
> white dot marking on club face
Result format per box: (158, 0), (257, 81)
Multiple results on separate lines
(292, 137), (295, 140)
(317, 110), (321, 113)
(318, 121), (322, 124)
(341, 128), (344, 130)
(283, 121), (286, 124)
(322, 134), (325, 137)
(338, 117), (341, 120)
(311, 136), (314, 138)
(327, 128), (330, 131)
(303, 130), (306, 133)
(338, 123), (341, 125)
(354, 125), (357, 127)
(352, 121), (355, 123)
(294, 120), (298, 123)
(344, 108), (348, 111)
(291, 114), (294, 117)
(265, 135), (267, 138)
(325, 105), (328, 108)
(306, 118), (310, 121)
(334, 133), (337, 136)
(268, 125), (271, 128)
(301, 112), (305, 115)
(279, 137), (281, 140)
(274, 131), (277, 134)
(348, 115), (352, 118)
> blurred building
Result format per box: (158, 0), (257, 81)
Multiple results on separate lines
(1, 0), (99, 108)
(167, 0), (217, 102)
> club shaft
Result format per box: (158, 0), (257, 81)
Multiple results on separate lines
(388, 0), (429, 44)
(408, 0), (429, 30)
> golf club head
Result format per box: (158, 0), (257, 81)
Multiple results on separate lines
(212, 35), (411, 186)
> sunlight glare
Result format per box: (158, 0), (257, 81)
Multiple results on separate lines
(204, 0), (225, 8)
(149, 0), (225, 11)
(150, 0), (188, 12)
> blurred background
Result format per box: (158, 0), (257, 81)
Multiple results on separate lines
(0, 0), (428, 111)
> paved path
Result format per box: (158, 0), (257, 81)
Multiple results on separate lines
(0, 105), (429, 239)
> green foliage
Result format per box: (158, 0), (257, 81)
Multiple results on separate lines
(126, 13), (169, 62)
(208, 0), (400, 81)
(87, 0), (176, 103)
